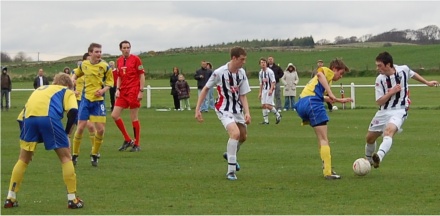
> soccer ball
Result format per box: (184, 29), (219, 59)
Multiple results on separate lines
(352, 158), (371, 176)
(332, 105), (338, 111)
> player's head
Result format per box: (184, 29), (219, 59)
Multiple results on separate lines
(87, 43), (102, 61)
(375, 51), (394, 74)
(119, 40), (131, 57)
(82, 52), (90, 61)
(53, 73), (74, 90)
(259, 57), (267, 68)
(230, 47), (247, 70)
(329, 58), (349, 81)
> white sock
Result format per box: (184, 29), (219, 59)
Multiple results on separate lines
(271, 107), (279, 116)
(7, 191), (16, 200)
(377, 136), (393, 161)
(227, 138), (238, 173)
(262, 109), (269, 122)
(67, 193), (76, 200)
(365, 142), (376, 161)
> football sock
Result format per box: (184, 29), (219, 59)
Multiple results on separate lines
(89, 132), (95, 153)
(227, 138), (238, 173)
(365, 142), (376, 159)
(62, 161), (77, 194)
(320, 145), (332, 176)
(92, 133), (103, 155)
(132, 120), (140, 146)
(72, 132), (83, 155)
(262, 109), (269, 122)
(377, 136), (392, 161)
(115, 118), (131, 142)
(271, 107), (279, 116)
(67, 193), (76, 201)
(8, 160), (28, 198)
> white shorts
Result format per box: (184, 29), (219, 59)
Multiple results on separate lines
(368, 109), (408, 132)
(261, 90), (275, 105)
(216, 110), (246, 130)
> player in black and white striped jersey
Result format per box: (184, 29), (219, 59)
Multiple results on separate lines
(258, 58), (281, 124)
(365, 51), (439, 168)
(195, 47), (251, 181)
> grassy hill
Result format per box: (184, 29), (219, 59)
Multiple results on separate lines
(4, 43), (440, 81)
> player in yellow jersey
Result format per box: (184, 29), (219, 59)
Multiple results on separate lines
(4, 73), (84, 209)
(294, 59), (352, 180)
(69, 52), (97, 166)
(71, 43), (114, 167)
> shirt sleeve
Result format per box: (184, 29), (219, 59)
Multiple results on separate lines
(63, 89), (78, 112)
(136, 56), (145, 75)
(205, 70), (220, 89)
(375, 76), (385, 101)
(239, 71), (251, 95)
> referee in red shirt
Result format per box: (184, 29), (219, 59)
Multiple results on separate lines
(111, 40), (146, 152)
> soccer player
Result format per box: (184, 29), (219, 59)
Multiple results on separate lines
(365, 51), (438, 168)
(294, 58), (352, 180)
(4, 73), (84, 209)
(195, 46), (251, 181)
(111, 40), (145, 152)
(258, 57), (281, 125)
(71, 43), (114, 167)
(70, 52), (97, 166)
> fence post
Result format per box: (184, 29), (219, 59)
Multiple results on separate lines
(351, 82), (355, 109)
(146, 85), (151, 108)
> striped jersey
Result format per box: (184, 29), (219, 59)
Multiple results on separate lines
(205, 62), (251, 114)
(375, 65), (415, 110)
(259, 68), (275, 90)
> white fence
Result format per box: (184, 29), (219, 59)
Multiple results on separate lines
(8, 83), (430, 109)
(145, 83), (429, 109)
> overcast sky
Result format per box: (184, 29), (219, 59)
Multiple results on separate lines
(1, 0), (439, 61)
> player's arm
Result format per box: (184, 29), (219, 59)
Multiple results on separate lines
(65, 108), (78, 134)
(411, 73), (439, 87)
(17, 108), (24, 130)
(240, 94), (251, 125)
(63, 90), (78, 133)
(195, 86), (209, 122)
(375, 78), (400, 106)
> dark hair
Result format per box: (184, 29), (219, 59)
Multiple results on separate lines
(376, 51), (393, 67)
(259, 57), (267, 64)
(206, 62), (213, 69)
(329, 58), (349, 72)
(119, 40), (131, 49)
(87, 43), (102, 53)
(82, 52), (89, 60)
(230, 46), (246, 59)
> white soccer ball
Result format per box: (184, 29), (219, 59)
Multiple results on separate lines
(332, 105), (338, 110)
(352, 158), (371, 176)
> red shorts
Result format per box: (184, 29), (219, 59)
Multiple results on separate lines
(115, 91), (141, 109)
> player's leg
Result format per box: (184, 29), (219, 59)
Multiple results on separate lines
(225, 122), (240, 180)
(365, 131), (381, 165)
(375, 112), (404, 164)
(313, 124), (340, 179)
(72, 100), (89, 163)
(129, 107), (141, 152)
(4, 148), (34, 208)
(86, 121), (96, 153)
(112, 97), (134, 151)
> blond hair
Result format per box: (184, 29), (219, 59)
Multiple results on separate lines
(53, 73), (74, 89)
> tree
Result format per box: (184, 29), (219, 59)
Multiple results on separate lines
(1, 52), (12, 62)
(13, 51), (32, 62)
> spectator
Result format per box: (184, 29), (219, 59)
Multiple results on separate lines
(206, 62), (215, 110)
(1, 67), (12, 111)
(33, 68), (49, 89)
(63, 67), (71, 75)
(194, 61), (212, 112)
(108, 61), (117, 112)
(267, 56), (284, 112)
(175, 74), (191, 111)
(170, 67), (181, 111)
(281, 63), (299, 111)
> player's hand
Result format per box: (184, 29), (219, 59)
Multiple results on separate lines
(74, 91), (80, 97)
(195, 110), (203, 123)
(258, 93), (262, 100)
(427, 80), (439, 87)
(94, 89), (103, 97)
(268, 90), (273, 96)
(115, 90), (120, 98)
(138, 91), (143, 101)
(244, 114), (251, 125)
(390, 84), (401, 94)
(338, 98), (353, 103)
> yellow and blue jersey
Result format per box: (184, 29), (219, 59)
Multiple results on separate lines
(300, 67), (334, 99)
(73, 60), (114, 102)
(17, 85), (77, 121)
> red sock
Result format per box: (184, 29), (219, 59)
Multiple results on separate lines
(132, 120), (140, 146)
(115, 118), (131, 141)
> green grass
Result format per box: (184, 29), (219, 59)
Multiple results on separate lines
(5, 43), (440, 80)
(1, 77), (440, 214)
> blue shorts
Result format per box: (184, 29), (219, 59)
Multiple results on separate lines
(295, 96), (328, 127)
(78, 99), (107, 123)
(20, 116), (69, 150)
